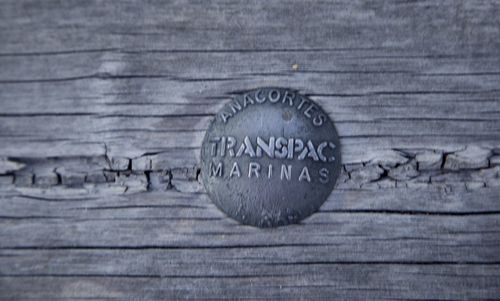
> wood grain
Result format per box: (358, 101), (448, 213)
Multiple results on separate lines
(1, 0), (500, 300)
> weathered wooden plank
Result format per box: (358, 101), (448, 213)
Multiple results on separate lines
(1, 265), (499, 301)
(1, 0), (500, 299)
(3, 249), (500, 278)
(1, 0), (499, 53)
(2, 76), (500, 118)
(1, 113), (499, 160)
(1, 215), (499, 263)
(1, 63), (499, 161)
(1, 47), (500, 161)
(2, 186), (500, 218)
(0, 2), (499, 163)
(2, 51), (500, 89)
(0, 187), (499, 264)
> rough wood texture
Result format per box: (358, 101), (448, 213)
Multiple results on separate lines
(1, 1), (500, 300)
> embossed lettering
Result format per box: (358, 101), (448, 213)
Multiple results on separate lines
(313, 113), (326, 127)
(229, 99), (242, 114)
(217, 90), (330, 128)
(229, 162), (241, 178)
(298, 166), (311, 182)
(220, 136), (227, 157)
(255, 89), (266, 103)
(286, 138), (294, 159)
(328, 142), (336, 162)
(236, 136), (256, 157)
(212, 136), (336, 163)
(226, 136), (236, 157)
(248, 162), (260, 178)
(242, 94), (255, 107)
(280, 164), (292, 180)
(269, 89), (281, 103)
(210, 161), (223, 177)
(282, 90), (295, 106)
(304, 104), (317, 118)
(220, 111), (231, 123)
(317, 142), (328, 162)
(274, 137), (288, 159)
(256, 136), (275, 158)
(306, 140), (320, 161)
(297, 140), (321, 161)
(319, 168), (329, 184)
(297, 97), (309, 110)
(294, 139), (304, 158)
(267, 164), (273, 178)
(209, 137), (220, 156)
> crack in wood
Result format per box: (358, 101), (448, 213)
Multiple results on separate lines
(2, 144), (499, 194)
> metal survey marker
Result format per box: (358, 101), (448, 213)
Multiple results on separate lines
(201, 88), (341, 227)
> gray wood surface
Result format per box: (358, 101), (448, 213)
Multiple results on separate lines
(1, 0), (500, 300)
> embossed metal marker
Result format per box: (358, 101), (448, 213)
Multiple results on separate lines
(201, 88), (341, 227)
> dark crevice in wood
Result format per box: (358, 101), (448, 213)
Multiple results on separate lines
(0, 73), (243, 84)
(73, 217), (223, 222)
(419, 72), (500, 76)
(0, 273), (292, 279)
(261, 261), (500, 266)
(69, 204), (206, 210)
(374, 117), (499, 122)
(0, 112), (97, 117)
(318, 209), (500, 216)
(0, 244), (338, 251)
(144, 171), (152, 191)
(195, 167), (201, 182)
(94, 113), (215, 118)
(15, 195), (100, 202)
(298, 69), (415, 75)
(119, 47), (390, 54)
(5, 47), (499, 58)
(93, 129), (206, 134)
(0, 48), (122, 57)
(0, 75), (98, 84)
(0, 216), (67, 220)
(307, 89), (500, 97)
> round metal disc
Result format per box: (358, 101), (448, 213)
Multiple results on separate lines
(200, 88), (341, 227)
